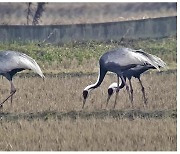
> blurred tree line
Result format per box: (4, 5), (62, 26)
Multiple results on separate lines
(26, 2), (46, 25)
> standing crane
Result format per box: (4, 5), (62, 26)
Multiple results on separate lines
(0, 50), (45, 108)
(106, 63), (166, 108)
(82, 48), (166, 109)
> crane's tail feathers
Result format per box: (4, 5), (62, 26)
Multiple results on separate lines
(149, 54), (167, 68)
(133, 49), (160, 71)
(19, 53), (45, 78)
(134, 49), (167, 71)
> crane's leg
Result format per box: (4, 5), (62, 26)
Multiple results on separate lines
(120, 76), (131, 102)
(106, 95), (111, 108)
(138, 77), (147, 105)
(128, 79), (134, 104)
(10, 80), (16, 106)
(113, 75), (120, 109)
(0, 80), (16, 107)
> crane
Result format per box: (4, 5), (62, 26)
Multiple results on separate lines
(82, 48), (166, 109)
(106, 64), (165, 108)
(0, 50), (45, 108)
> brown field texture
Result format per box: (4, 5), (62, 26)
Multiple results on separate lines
(0, 71), (177, 151)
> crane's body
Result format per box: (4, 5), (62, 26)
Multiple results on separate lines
(99, 48), (160, 74)
(83, 47), (166, 109)
(0, 51), (44, 78)
(0, 50), (44, 107)
(107, 64), (157, 107)
(122, 64), (155, 79)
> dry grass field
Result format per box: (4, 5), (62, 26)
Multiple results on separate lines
(0, 70), (177, 151)
(0, 118), (176, 151)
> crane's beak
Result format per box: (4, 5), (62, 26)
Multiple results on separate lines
(82, 90), (88, 109)
(106, 95), (111, 108)
(42, 75), (45, 81)
(107, 95), (111, 103)
(82, 98), (86, 109)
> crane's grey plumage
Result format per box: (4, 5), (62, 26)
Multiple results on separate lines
(0, 50), (45, 107)
(82, 47), (166, 109)
(107, 64), (158, 108)
(106, 53), (166, 108)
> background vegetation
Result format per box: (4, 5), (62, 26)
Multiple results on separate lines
(0, 37), (177, 73)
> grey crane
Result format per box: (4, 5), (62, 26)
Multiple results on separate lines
(82, 48), (166, 109)
(0, 50), (45, 108)
(106, 63), (165, 108)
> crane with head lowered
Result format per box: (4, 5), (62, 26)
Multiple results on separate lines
(106, 60), (166, 108)
(0, 50), (45, 108)
(82, 48), (166, 109)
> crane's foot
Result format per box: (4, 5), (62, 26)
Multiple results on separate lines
(131, 103), (134, 109)
(106, 96), (111, 108)
(113, 103), (116, 109)
(0, 90), (16, 108)
(130, 96), (133, 104)
(113, 88), (120, 109)
(0, 104), (3, 112)
(10, 95), (13, 107)
(113, 97), (117, 109)
(144, 98), (148, 106)
(130, 94), (134, 108)
(10, 90), (16, 107)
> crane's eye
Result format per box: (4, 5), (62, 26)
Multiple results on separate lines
(108, 88), (113, 96)
(83, 90), (88, 99)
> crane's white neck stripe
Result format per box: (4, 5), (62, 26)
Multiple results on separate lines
(84, 69), (101, 91)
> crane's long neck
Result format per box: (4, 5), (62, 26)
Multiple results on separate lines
(85, 67), (107, 91)
(142, 65), (156, 72)
(119, 76), (126, 89)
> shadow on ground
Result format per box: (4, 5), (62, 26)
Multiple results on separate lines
(0, 109), (177, 122)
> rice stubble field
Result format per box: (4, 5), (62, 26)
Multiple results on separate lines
(0, 71), (177, 151)
(0, 37), (177, 151)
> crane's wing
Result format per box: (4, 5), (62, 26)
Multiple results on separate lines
(17, 52), (45, 78)
(135, 49), (167, 68)
(102, 48), (162, 71)
(149, 54), (167, 68)
(130, 49), (167, 71)
(0, 51), (45, 78)
(122, 48), (161, 71)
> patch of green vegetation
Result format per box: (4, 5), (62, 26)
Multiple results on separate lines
(131, 37), (177, 66)
(0, 37), (176, 71)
